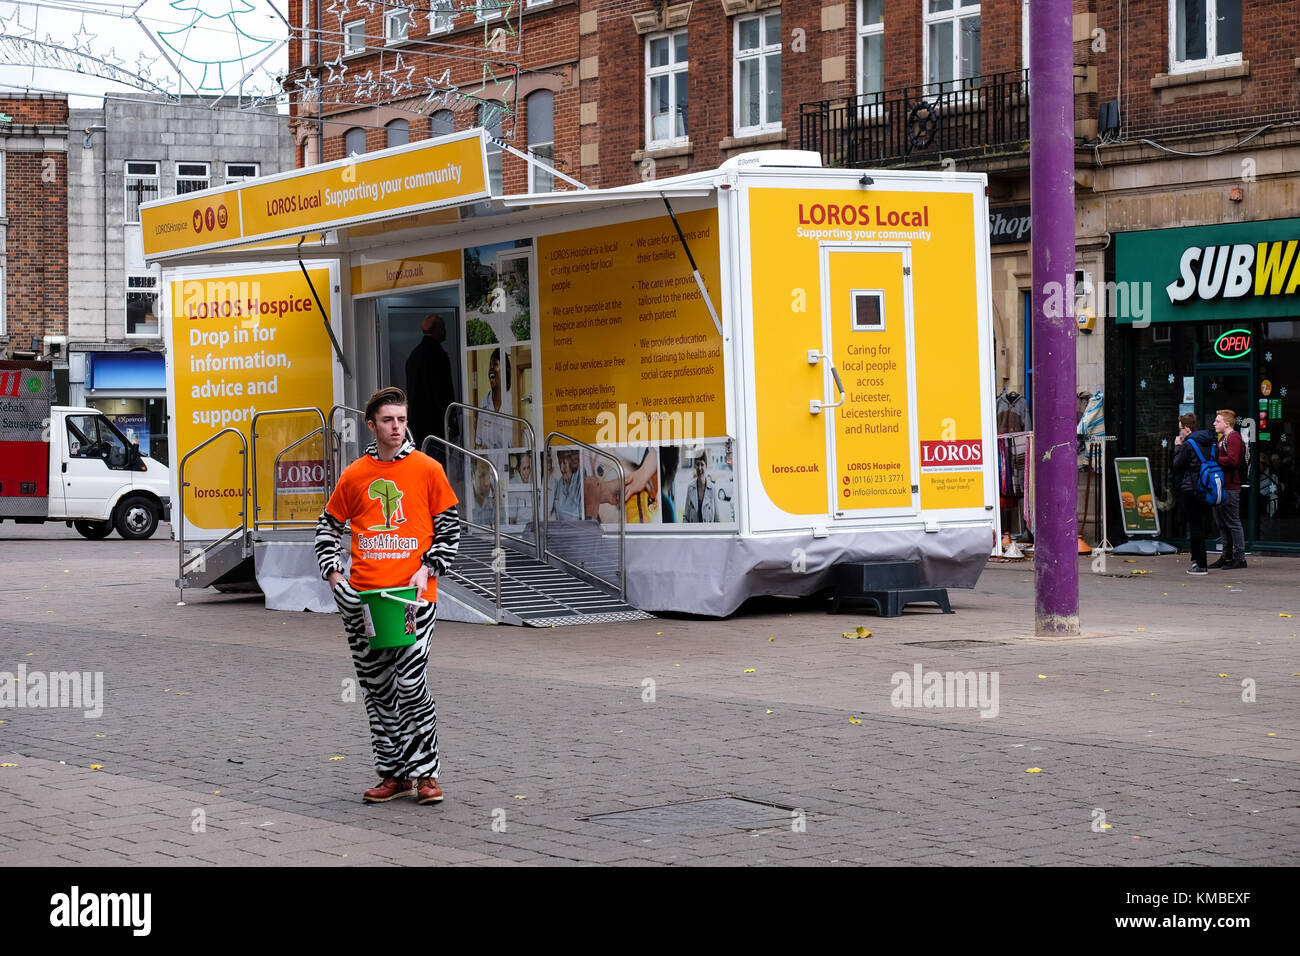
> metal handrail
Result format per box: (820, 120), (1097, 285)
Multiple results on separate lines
(445, 400), (541, 559)
(327, 404), (367, 494)
(250, 407), (328, 532)
(272, 427), (326, 524)
(421, 435), (503, 615)
(543, 430), (627, 600)
(177, 427), (248, 603)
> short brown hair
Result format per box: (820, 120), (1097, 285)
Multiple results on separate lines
(1216, 409), (1237, 429)
(365, 386), (407, 421)
(1179, 413), (1198, 430)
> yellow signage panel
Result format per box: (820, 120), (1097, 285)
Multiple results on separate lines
(142, 131), (489, 260)
(537, 210), (725, 445)
(169, 267), (336, 532)
(141, 190), (242, 256)
(351, 251), (462, 296)
(240, 134), (488, 239)
(749, 187), (985, 515)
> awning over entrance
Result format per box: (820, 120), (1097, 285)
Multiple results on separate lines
(86, 350), (166, 391)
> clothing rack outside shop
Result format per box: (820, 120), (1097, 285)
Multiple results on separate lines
(996, 430), (1033, 556)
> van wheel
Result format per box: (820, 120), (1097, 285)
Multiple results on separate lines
(74, 520), (113, 540)
(114, 496), (159, 540)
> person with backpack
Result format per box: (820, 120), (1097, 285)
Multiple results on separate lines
(1172, 413), (1217, 575)
(1212, 408), (1248, 570)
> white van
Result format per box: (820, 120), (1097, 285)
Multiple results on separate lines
(0, 361), (171, 540)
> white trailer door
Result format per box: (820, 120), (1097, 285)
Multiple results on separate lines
(817, 243), (920, 519)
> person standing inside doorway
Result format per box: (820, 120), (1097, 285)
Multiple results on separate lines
(1212, 408), (1247, 569)
(315, 387), (460, 805)
(1173, 412), (1214, 575)
(405, 313), (456, 451)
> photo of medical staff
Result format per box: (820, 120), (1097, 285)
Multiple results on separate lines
(507, 450), (538, 527)
(662, 440), (736, 525)
(547, 446), (584, 523)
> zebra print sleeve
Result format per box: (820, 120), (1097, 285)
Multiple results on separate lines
(423, 506), (460, 576)
(314, 510), (348, 581)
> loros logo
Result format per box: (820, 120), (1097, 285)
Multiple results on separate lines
(920, 439), (982, 471)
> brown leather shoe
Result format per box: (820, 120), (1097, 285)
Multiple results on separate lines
(416, 777), (444, 804)
(363, 778), (413, 803)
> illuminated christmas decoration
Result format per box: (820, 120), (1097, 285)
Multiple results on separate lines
(158, 0), (276, 91)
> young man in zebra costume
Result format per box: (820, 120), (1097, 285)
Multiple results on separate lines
(315, 387), (461, 805)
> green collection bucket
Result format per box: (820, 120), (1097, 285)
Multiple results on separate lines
(357, 587), (421, 649)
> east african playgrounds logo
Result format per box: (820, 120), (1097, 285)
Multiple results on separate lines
(366, 478), (407, 531)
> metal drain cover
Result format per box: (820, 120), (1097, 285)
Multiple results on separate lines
(583, 797), (798, 834)
(901, 639), (1010, 649)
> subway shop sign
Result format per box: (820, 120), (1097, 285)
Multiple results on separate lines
(1115, 218), (1300, 324)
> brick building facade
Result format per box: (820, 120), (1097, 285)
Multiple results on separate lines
(0, 94), (68, 360)
(284, 1), (1300, 550)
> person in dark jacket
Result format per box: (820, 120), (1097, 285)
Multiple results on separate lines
(404, 314), (457, 451)
(1211, 408), (1247, 570)
(1172, 412), (1215, 575)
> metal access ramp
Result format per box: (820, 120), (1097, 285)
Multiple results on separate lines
(441, 535), (651, 627)
(176, 427), (254, 596)
(431, 407), (653, 627)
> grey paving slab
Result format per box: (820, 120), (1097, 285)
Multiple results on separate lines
(1, 526), (1298, 866)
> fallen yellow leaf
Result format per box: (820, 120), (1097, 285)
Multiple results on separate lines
(94, 734), (104, 738)
(1103, 689), (1111, 693)
(768, 637), (776, 642)
(1124, 559), (1137, 563)
(1025, 767), (1043, 773)
(1099, 823), (1113, 829)
(765, 709), (774, 715)
(842, 630), (872, 639)
(848, 716), (862, 724)
(513, 795), (526, 800)
(656, 631), (662, 635)
(743, 668), (757, 674)
(89, 765), (103, 771)
(1137, 627), (1146, 631)
(1037, 674), (1048, 679)
(1132, 569), (1151, 575)
(0, 763), (17, 768)
(329, 756), (345, 761)
(1219, 673), (1230, 678)
(1266, 733), (1277, 737)
(1281, 613), (1293, 618)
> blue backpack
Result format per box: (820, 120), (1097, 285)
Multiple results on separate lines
(1187, 439), (1226, 506)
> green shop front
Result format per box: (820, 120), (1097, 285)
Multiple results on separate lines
(1112, 218), (1300, 553)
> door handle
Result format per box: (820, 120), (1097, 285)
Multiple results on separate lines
(807, 349), (846, 414)
(62, 461), (67, 473)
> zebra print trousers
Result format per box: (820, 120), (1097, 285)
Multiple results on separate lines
(333, 582), (441, 782)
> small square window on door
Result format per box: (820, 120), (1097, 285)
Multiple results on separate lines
(851, 290), (885, 331)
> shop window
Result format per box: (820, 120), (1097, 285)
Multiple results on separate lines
(527, 90), (554, 193)
(124, 161), (159, 223)
(734, 12), (781, 135)
(1170, 0), (1241, 73)
(646, 29), (689, 147)
(386, 118), (410, 149)
(385, 7), (409, 44)
(175, 162), (210, 195)
(428, 0), (455, 34)
(225, 163), (259, 183)
(344, 19), (365, 55)
(480, 102), (503, 195)
(126, 274), (160, 337)
(300, 0), (312, 65)
(924, 0), (981, 90)
(344, 126), (367, 157)
(430, 110), (454, 138)
(858, 0), (884, 98)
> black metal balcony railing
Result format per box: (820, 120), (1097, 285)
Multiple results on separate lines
(800, 69), (1030, 169)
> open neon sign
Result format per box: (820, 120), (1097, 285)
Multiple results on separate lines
(1213, 329), (1252, 359)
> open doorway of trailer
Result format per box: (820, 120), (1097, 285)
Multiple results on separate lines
(375, 290), (463, 456)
